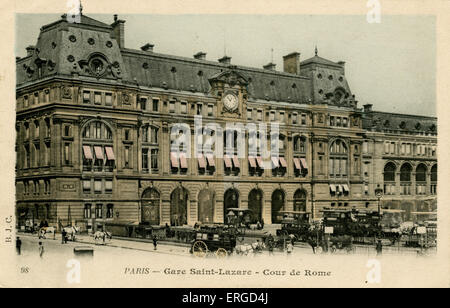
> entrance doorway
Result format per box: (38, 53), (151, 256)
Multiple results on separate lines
(271, 189), (285, 223)
(141, 188), (160, 225)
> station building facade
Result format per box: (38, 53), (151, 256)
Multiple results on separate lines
(15, 13), (437, 229)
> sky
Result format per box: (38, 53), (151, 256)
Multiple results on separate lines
(16, 14), (436, 117)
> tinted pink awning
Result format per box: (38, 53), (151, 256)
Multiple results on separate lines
(206, 154), (215, 167)
(94, 146), (103, 160)
(224, 155), (232, 168)
(248, 156), (256, 168)
(256, 156), (263, 168)
(198, 154), (206, 169)
(105, 147), (115, 160)
(271, 157), (279, 168)
(279, 157), (287, 168)
(170, 152), (179, 168)
(293, 158), (301, 170)
(300, 158), (308, 170)
(83, 145), (93, 160)
(180, 153), (188, 169)
(232, 155), (240, 168)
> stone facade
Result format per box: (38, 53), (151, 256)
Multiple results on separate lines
(15, 13), (437, 230)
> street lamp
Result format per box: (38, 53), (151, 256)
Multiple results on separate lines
(375, 184), (383, 216)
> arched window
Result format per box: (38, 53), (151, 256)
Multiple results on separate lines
(383, 162), (396, 195)
(431, 165), (437, 195)
(329, 139), (348, 178)
(293, 189), (307, 212)
(141, 188), (160, 225)
(416, 164), (427, 195)
(82, 121), (114, 172)
(400, 163), (412, 195)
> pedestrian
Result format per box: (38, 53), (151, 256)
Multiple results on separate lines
(286, 242), (293, 255)
(38, 242), (44, 258)
(152, 235), (158, 250)
(376, 239), (383, 256)
(16, 237), (22, 255)
(62, 229), (67, 244)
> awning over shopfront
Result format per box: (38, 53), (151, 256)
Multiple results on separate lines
(83, 145), (93, 159)
(94, 146), (104, 160)
(224, 155), (232, 168)
(197, 154), (206, 169)
(342, 184), (349, 193)
(279, 157), (287, 168)
(170, 152), (179, 168)
(232, 155), (240, 168)
(105, 146), (115, 160)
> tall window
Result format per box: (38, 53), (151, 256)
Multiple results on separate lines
(416, 164), (427, 195)
(82, 121), (114, 172)
(400, 163), (412, 195)
(142, 125), (159, 173)
(84, 204), (92, 219)
(383, 162), (396, 195)
(329, 139), (348, 178)
(431, 164), (437, 195)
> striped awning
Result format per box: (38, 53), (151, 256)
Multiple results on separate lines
(180, 153), (188, 169)
(293, 158), (301, 170)
(83, 145), (93, 160)
(94, 146), (104, 160)
(248, 156), (257, 168)
(224, 155), (232, 168)
(330, 184), (336, 193)
(105, 146), (115, 160)
(342, 184), (349, 193)
(206, 154), (215, 167)
(279, 157), (287, 168)
(232, 155), (240, 168)
(198, 154), (206, 169)
(170, 152), (179, 168)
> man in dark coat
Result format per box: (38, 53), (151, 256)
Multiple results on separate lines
(16, 237), (22, 255)
(376, 239), (383, 256)
(62, 229), (67, 244)
(152, 235), (158, 250)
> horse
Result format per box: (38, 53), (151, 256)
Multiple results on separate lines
(93, 231), (112, 244)
(62, 226), (80, 242)
(38, 227), (56, 239)
(235, 243), (254, 255)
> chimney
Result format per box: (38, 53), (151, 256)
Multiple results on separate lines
(363, 104), (373, 113)
(283, 52), (300, 75)
(141, 43), (154, 52)
(26, 45), (36, 57)
(218, 56), (231, 65)
(111, 15), (126, 48)
(194, 52), (207, 60)
(263, 62), (276, 71)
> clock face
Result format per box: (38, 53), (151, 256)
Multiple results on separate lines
(223, 94), (239, 111)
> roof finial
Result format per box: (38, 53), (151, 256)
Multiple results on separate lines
(79, 0), (83, 16)
(315, 45), (318, 56)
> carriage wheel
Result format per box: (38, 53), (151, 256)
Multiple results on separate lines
(215, 248), (228, 259)
(192, 241), (208, 258)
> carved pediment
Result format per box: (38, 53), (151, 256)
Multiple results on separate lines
(208, 68), (249, 88)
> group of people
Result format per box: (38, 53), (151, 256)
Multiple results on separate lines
(16, 237), (44, 258)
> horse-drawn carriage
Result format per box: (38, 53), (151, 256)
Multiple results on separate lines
(276, 211), (312, 242)
(190, 225), (238, 258)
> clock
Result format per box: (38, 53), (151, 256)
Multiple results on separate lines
(223, 93), (239, 111)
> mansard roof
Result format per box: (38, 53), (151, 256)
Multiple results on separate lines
(362, 110), (437, 134)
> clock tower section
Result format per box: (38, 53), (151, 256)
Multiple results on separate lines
(208, 67), (249, 119)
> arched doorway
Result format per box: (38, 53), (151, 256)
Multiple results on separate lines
(198, 189), (215, 224)
(223, 188), (239, 219)
(271, 189), (285, 223)
(248, 189), (263, 223)
(293, 189), (307, 212)
(170, 187), (188, 226)
(141, 188), (160, 225)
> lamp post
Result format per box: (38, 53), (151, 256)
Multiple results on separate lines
(375, 184), (383, 216)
